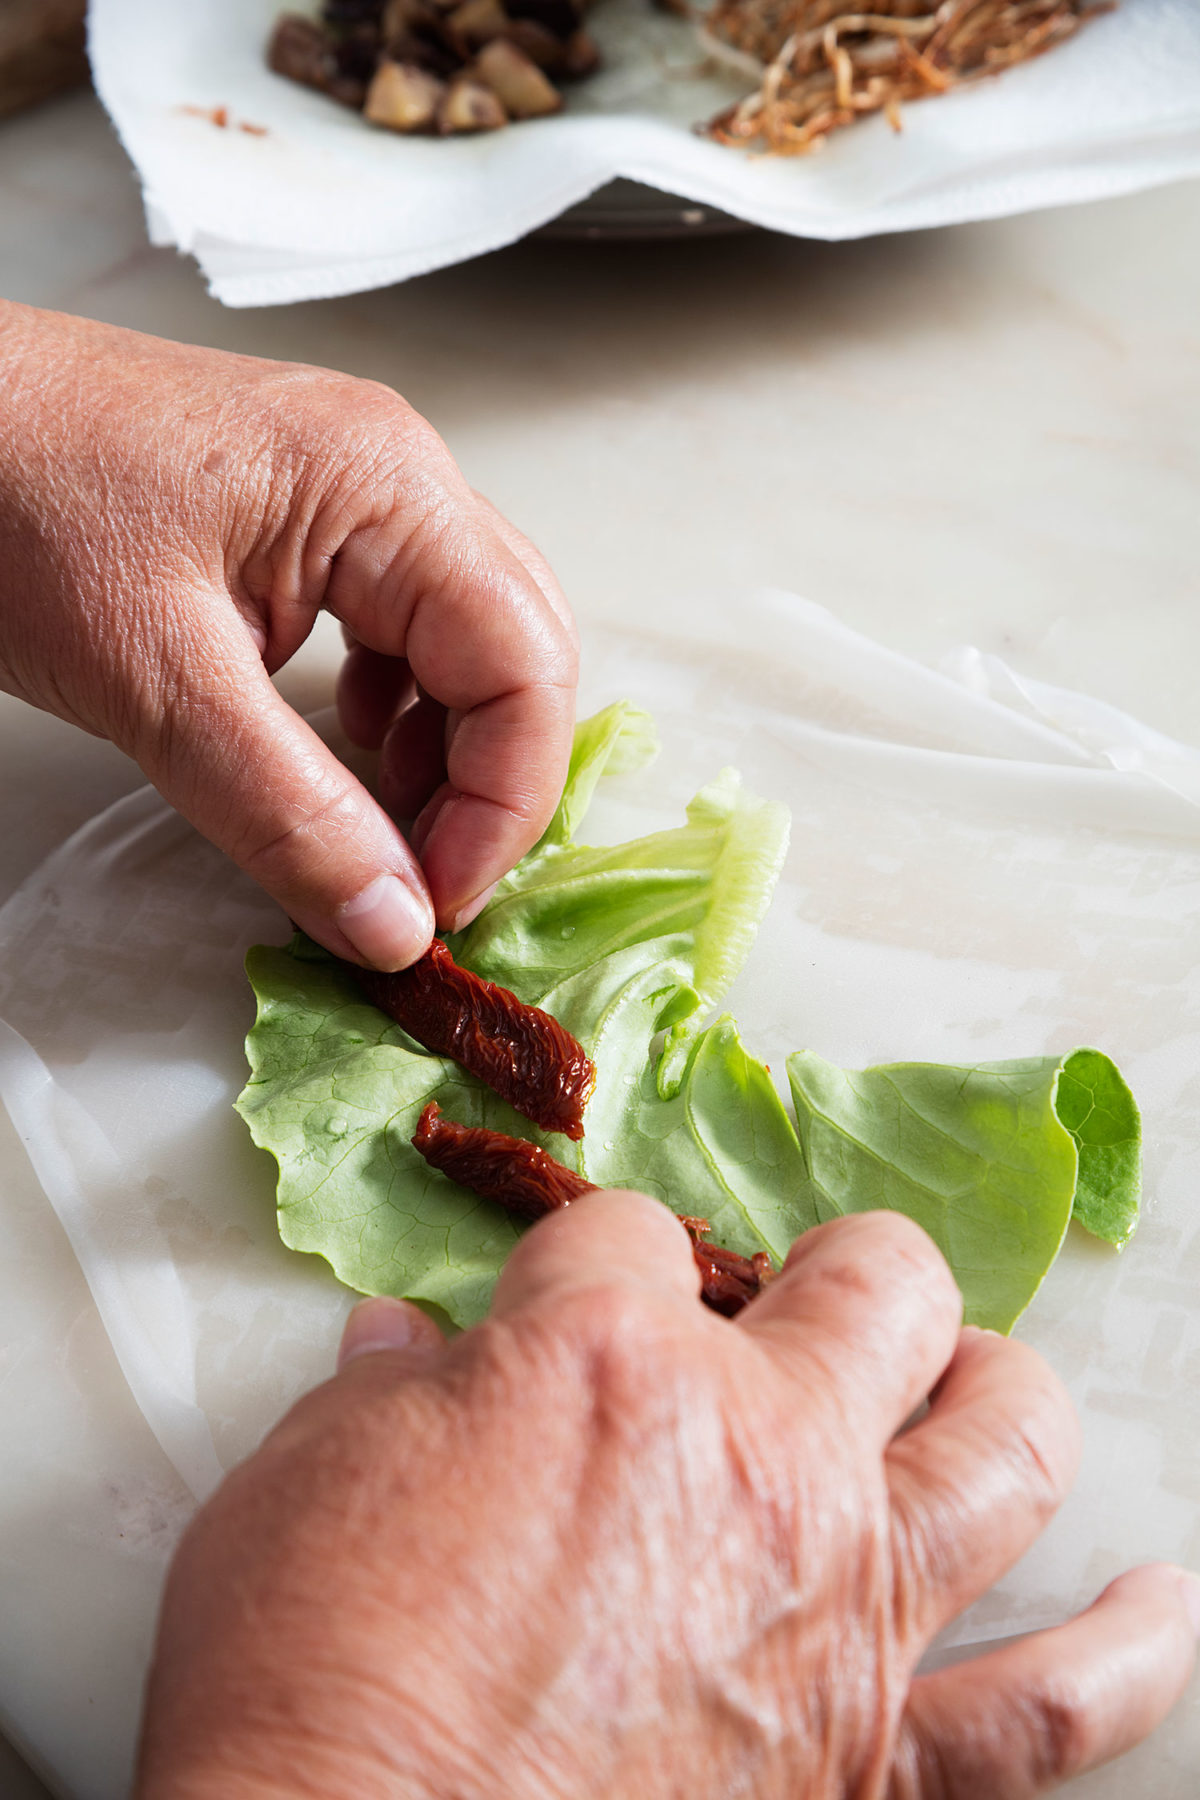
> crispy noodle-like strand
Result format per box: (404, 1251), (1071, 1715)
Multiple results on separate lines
(704, 0), (1110, 156)
(358, 939), (596, 1140)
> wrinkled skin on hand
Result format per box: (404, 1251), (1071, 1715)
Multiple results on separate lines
(136, 1201), (1199, 1800)
(0, 301), (578, 968)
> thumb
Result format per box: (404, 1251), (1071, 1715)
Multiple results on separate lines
(136, 602), (435, 969)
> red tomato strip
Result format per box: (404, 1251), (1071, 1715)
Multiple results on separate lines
(680, 1219), (777, 1318)
(358, 939), (596, 1140)
(412, 1103), (776, 1316)
(413, 1101), (598, 1220)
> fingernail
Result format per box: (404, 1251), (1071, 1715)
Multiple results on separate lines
(450, 881), (499, 934)
(337, 874), (433, 970)
(338, 1297), (428, 1370)
(1176, 1570), (1200, 1636)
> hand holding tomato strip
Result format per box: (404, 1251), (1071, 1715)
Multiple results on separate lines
(412, 1102), (775, 1315)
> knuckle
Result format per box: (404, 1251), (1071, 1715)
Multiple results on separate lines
(996, 1346), (1079, 1509)
(566, 1284), (695, 1427)
(234, 777), (363, 889)
(347, 388), (453, 488)
(874, 1210), (957, 1298)
(887, 1717), (950, 1800)
(1019, 1678), (1093, 1784)
(1010, 1402), (1077, 1516)
(889, 1515), (938, 1641)
(569, 1280), (661, 1364)
(368, 395), (449, 474)
(808, 1210), (960, 1318)
(294, 373), (456, 502)
(462, 1290), (688, 1446)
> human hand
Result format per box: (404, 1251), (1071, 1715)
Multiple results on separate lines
(0, 302), (577, 967)
(135, 1198), (1199, 1800)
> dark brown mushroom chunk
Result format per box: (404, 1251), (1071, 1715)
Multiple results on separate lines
(267, 13), (368, 106)
(381, 0), (434, 29)
(321, 0), (385, 22)
(506, 0), (582, 39)
(447, 0), (511, 49)
(560, 27), (599, 77)
(499, 17), (566, 70)
(383, 20), (461, 76)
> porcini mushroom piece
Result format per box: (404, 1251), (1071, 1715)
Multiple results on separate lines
(381, 0), (434, 29)
(383, 26), (460, 75)
(437, 74), (508, 130)
(561, 27), (599, 77)
(500, 17), (565, 69)
(473, 39), (561, 116)
(268, 14), (366, 106)
(365, 57), (447, 128)
(506, 0), (581, 39)
(447, 0), (510, 48)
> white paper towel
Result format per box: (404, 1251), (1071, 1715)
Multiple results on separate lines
(88, 0), (1200, 305)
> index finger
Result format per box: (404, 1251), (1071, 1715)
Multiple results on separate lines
(410, 671), (576, 933)
(327, 478), (577, 932)
(738, 1211), (963, 1445)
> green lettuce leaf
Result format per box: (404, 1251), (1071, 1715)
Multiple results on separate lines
(536, 699), (659, 850)
(236, 705), (1141, 1334)
(1052, 1047), (1142, 1250)
(237, 712), (792, 1324)
(784, 1048), (1140, 1331)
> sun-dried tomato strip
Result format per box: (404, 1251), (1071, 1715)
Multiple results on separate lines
(357, 938), (596, 1140)
(682, 1220), (777, 1318)
(412, 1103), (776, 1316)
(413, 1102), (598, 1220)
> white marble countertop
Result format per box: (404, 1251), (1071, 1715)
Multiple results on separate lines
(0, 81), (1198, 1800)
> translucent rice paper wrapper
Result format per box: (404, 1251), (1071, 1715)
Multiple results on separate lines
(4, 591), (1200, 1796)
(88, 0), (1200, 305)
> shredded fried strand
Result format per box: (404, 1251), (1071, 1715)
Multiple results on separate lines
(704, 0), (1111, 154)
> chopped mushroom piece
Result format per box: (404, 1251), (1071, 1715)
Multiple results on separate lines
(447, 0), (511, 48)
(506, 0), (582, 40)
(381, 0), (436, 28)
(268, 0), (595, 135)
(267, 13), (367, 106)
(385, 26), (461, 76)
(560, 27), (600, 76)
(500, 17), (568, 68)
(473, 38), (562, 114)
(437, 72), (509, 127)
(365, 56), (447, 127)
